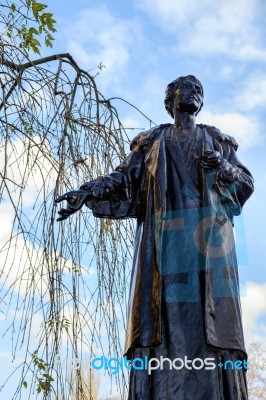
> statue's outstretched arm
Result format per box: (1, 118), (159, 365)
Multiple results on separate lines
(55, 146), (144, 221)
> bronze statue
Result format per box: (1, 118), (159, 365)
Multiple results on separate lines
(56, 75), (254, 399)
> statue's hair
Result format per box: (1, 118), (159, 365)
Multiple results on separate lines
(164, 75), (204, 118)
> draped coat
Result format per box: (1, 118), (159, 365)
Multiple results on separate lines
(86, 123), (254, 357)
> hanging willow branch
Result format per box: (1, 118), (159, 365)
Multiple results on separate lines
(0, 37), (154, 400)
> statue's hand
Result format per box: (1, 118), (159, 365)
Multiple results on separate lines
(55, 189), (89, 221)
(201, 150), (222, 170)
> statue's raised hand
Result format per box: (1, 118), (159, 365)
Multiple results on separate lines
(201, 150), (222, 170)
(55, 189), (89, 221)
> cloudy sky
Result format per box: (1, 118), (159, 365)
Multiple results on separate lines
(44, 0), (266, 341)
(1, 0), (266, 398)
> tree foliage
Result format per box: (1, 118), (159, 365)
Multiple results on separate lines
(247, 342), (266, 400)
(0, 2), (153, 399)
(2, 0), (56, 54)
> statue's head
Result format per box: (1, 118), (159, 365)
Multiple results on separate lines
(164, 75), (204, 118)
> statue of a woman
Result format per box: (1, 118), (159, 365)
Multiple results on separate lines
(56, 75), (254, 399)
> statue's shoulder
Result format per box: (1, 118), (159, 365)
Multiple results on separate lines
(198, 123), (239, 151)
(130, 124), (171, 151)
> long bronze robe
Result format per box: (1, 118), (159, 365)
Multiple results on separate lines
(87, 123), (254, 359)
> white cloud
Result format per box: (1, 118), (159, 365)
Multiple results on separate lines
(0, 352), (12, 359)
(0, 220), (77, 299)
(233, 73), (266, 112)
(137, 0), (265, 61)
(63, 6), (142, 91)
(216, 65), (235, 81)
(0, 203), (15, 243)
(0, 235), (45, 297)
(198, 110), (262, 149)
(0, 135), (78, 300)
(137, 0), (200, 25)
(0, 135), (57, 208)
(241, 281), (266, 344)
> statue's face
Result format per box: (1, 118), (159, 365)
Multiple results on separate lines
(174, 79), (203, 115)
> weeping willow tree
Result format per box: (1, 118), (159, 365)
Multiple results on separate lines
(247, 342), (266, 400)
(0, 2), (153, 399)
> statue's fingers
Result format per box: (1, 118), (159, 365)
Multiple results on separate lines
(202, 156), (220, 166)
(58, 208), (74, 216)
(67, 200), (82, 210)
(209, 158), (221, 166)
(202, 154), (214, 161)
(203, 155), (217, 162)
(201, 161), (213, 169)
(57, 215), (69, 222)
(203, 151), (220, 161)
(55, 193), (68, 203)
(201, 159), (212, 166)
(70, 193), (88, 208)
(56, 208), (75, 222)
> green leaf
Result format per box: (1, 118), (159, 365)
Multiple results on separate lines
(32, 2), (47, 12)
(29, 27), (39, 35)
(45, 38), (52, 48)
(43, 374), (54, 381)
(43, 12), (53, 18)
(11, 3), (16, 12)
(32, 10), (38, 20)
(31, 37), (41, 46)
(22, 381), (28, 388)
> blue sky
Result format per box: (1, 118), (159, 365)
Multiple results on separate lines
(1, 0), (266, 398)
(44, 0), (266, 339)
